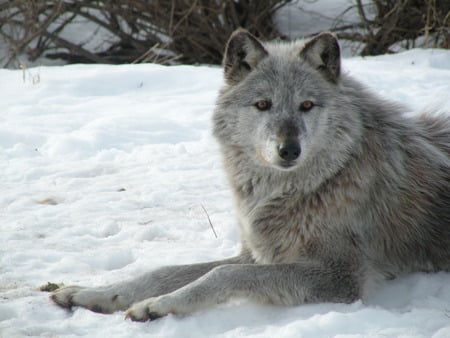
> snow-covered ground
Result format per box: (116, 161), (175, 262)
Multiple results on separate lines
(1, 49), (450, 338)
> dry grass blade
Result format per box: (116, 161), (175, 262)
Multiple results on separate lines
(201, 204), (218, 239)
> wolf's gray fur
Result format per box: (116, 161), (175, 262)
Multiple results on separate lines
(52, 30), (450, 322)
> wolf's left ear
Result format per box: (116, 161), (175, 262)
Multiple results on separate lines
(223, 29), (268, 85)
(300, 32), (341, 83)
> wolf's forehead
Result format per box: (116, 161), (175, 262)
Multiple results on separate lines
(255, 42), (311, 82)
(255, 56), (309, 88)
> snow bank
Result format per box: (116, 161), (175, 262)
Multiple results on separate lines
(1, 49), (449, 337)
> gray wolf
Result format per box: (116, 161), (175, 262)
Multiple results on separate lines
(52, 29), (450, 321)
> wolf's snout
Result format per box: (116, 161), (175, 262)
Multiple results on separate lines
(278, 141), (301, 161)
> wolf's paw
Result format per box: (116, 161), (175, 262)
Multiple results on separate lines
(51, 286), (126, 314)
(51, 286), (84, 309)
(125, 296), (171, 322)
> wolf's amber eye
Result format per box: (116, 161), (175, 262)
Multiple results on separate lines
(255, 100), (272, 111)
(300, 100), (314, 112)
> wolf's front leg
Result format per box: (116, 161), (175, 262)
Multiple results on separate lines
(125, 261), (360, 321)
(51, 254), (250, 314)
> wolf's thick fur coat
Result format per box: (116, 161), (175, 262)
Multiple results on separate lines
(52, 30), (450, 322)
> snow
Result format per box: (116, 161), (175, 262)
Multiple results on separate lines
(1, 49), (450, 338)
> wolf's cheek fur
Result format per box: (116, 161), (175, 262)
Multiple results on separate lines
(241, 115), (277, 167)
(256, 141), (276, 166)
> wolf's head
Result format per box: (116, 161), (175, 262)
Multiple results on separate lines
(214, 30), (363, 179)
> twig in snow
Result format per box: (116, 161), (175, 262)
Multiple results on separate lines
(201, 204), (218, 239)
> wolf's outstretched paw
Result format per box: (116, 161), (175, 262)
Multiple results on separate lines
(51, 286), (126, 314)
(125, 297), (170, 322)
(51, 286), (84, 309)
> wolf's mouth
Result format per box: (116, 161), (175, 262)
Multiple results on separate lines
(276, 160), (298, 170)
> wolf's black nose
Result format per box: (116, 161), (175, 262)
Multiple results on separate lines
(278, 141), (301, 161)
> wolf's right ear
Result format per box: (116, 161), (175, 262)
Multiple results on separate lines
(223, 29), (268, 85)
(300, 32), (341, 83)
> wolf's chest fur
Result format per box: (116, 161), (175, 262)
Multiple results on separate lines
(235, 168), (363, 264)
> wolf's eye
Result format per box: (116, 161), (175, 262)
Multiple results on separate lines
(255, 100), (272, 111)
(300, 100), (314, 112)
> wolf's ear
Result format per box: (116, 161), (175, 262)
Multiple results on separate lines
(223, 29), (268, 85)
(300, 32), (341, 83)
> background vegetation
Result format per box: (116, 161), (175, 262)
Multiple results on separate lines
(0, 0), (448, 68)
